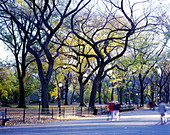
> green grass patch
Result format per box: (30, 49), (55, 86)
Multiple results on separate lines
(8, 104), (59, 108)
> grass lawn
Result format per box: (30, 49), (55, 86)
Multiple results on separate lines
(9, 104), (61, 108)
(7, 102), (84, 108)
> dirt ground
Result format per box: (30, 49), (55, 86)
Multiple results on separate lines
(0, 105), (98, 126)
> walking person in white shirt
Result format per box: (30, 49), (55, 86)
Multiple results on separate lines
(158, 100), (167, 125)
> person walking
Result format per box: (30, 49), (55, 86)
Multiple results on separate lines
(158, 100), (167, 125)
(114, 102), (120, 120)
(107, 101), (114, 121)
(149, 101), (152, 110)
(152, 101), (156, 111)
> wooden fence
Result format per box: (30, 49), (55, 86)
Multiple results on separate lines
(0, 106), (103, 125)
(0, 105), (135, 126)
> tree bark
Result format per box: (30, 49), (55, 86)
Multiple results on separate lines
(119, 87), (123, 105)
(89, 62), (105, 107)
(89, 76), (101, 107)
(78, 72), (86, 106)
(132, 76), (136, 104)
(41, 81), (49, 113)
(17, 77), (26, 108)
(165, 86), (169, 103)
(159, 86), (163, 101)
(16, 55), (26, 108)
(70, 89), (75, 104)
(139, 73), (144, 107)
(111, 83), (115, 101)
(89, 81), (97, 107)
(79, 83), (86, 106)
(98, 81), (102, 104)
(127, 86), (131, 104)
(64, 77), (69, 105)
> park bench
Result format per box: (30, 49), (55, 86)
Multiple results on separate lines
(100, 104), (135, 115)
(120, 105), (135, 112)
(0, 111), (11, 126)
(100, 107), (107, 115)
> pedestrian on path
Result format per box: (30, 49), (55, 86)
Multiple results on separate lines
(158, 100), (167, 124)
(149, 101), (152, 110)
(107, 101), (114, 121)
(114, 102), (120, 120)
(152, 101), (156, 111)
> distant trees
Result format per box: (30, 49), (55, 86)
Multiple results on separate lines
(149, 52), (170, 102)
(130, 32), (165, 106)
(0, 66), (18, 103)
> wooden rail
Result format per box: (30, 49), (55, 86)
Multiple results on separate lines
(0, 105), (135, 126)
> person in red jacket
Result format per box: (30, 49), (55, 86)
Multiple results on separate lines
(107, 101), (114, 121)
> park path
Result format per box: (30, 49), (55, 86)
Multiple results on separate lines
(0, 108), (170, 135)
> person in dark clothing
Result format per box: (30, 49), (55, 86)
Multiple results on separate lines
(114, 102), (120, 120)
(152, 101), (156, 111)
(149, 101), (152, 110)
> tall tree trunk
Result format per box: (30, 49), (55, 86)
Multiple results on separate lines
(41, 81), (49, 113)
(17, 77), (26, 108)
(16, 56), (26, 108)
(151, 91), (154, 102)
(89, 77), (101, 107)
(119, 87), (123, 105)
(70, 89), (75, 104)
(30, 48), (54, 113)
(89, 65), (104, 107)
(133, 91), (136, 104)
(150, 82), (155, 102)
(103, 87), (107, 103)
(119, 79), (125, 105)
(37, 62), (53, 113)
(140, 84), (144, 107)
(111, 82), (116, 101)
(79, 83), (85, 106)
(111, 86), (114, 101)
(159, 86), (163, 101)
(132, 76), (136, 104)
(117, 87), (120, 102)
(127, 87), (131, 104)
(139, 73), (144, 107)
(78, 73), (86, 106)
(165, 86), (169, 103)
(64, 77), (69, 105)
(98, 81), (102, 104)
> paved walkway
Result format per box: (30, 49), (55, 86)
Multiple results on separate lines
(0, 108), (170, 135)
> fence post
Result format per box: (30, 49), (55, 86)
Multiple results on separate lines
(5, 108), (7, 119)
(73, 107), (75, 116)
(23, 108), (25, 123)
(63, 107), (65, 118)
(59, 107), (61, 117)
(38, 106), (41, 120)
(81, 106), (82, 116)
(52, 107), (54, 119)
(1, 110), (6, 126)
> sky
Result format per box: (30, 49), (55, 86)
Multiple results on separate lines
(0, 41), (10, 61)
(0, 40), (15, 61)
